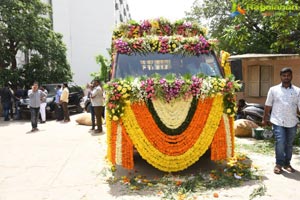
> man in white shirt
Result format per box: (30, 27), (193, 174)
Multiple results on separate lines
(262, 67), (300, 174)
(90, 80), (104, 133)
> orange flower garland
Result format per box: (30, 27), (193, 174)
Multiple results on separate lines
(121, 122), (134, 169)
(211, 117), (227, 161)
(106, 95), (235, 171)
(109, 121), (118, 165)
(130, 98), (213, 156)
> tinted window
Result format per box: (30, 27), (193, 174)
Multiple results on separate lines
(114, 52), (222, 79)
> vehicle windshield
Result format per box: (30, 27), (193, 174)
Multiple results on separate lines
(113, 52), (222, 79)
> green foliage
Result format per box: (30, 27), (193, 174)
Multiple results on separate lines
(293, 127), (300, 147)
(186, 0), (300, 54)
(91, 54), (110, 82)
(0, 0), (72, 87)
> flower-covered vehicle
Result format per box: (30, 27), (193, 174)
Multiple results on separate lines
(106, 18), (241, 172)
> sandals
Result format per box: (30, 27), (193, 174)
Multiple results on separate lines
(274, 165), (283, 174)
(284, 165), (295, 173)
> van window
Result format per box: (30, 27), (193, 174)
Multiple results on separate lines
(114, 52), (222, 79)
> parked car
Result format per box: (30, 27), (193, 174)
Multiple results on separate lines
(19, 83), (84, 119)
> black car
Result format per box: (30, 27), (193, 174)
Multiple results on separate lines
(19, 83), (84, 118)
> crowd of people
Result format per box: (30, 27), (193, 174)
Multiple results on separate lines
(1, 80), (105, 134)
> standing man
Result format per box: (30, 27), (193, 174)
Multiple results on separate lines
(60, 82), (70, 122)
(262, 67), (300, 174)
(14, 85), (24, 120)
(39, 85), (48, 123)
(28, 81), (47, 132)
(87, 82), (96, 130)
(90, 80), (104, 133)
(54, 85), (63, 121)
(0, 83), (13, 121)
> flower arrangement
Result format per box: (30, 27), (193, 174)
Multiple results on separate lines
(113, 18), (206, 39)
(112, 18), (210, 56)
(105, 74), (241, 121)
(113, 35), (210, 55)
(106, 78), (239, 171)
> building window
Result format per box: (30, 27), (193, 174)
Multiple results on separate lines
(123, 8), (126, 16)
(119, 14), (123, 22)
(119, 0), (123, 4)
(115, 3), (119, 10)
(247, 65), (272, 97)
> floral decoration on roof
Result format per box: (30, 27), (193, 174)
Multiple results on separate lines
(112, 18), (211, 55)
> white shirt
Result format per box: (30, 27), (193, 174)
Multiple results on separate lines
(91, 85), (104, 106)
(265, 83), (300, 127)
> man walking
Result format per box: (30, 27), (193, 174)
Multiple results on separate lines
(262, 67), (300, 174)
(28, 82), (47, 132)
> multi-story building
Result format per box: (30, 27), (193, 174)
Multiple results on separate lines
(41, 0), (131, 85)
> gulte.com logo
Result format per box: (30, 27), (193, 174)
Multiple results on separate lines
(230, 0), (246, 17)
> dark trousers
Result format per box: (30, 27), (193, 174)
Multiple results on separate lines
(54, 103), (63, 120)
(2, 102), (11, 121)
(61, 102), (70, 121)
(30, 107), (40, 128)
(90, 106), (95, 128)
(94, 106), (103, 131)
(15, 100), (21, 120)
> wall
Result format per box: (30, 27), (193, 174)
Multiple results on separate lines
(51, 0), (115, 86)
(234, 55), (300, 105)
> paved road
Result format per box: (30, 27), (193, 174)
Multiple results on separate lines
(0, 115), (115, 200)
(1, 115), (300, 200)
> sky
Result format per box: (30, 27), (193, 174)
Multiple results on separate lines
(126, 0), (196, 21)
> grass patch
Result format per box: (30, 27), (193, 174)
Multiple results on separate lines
(235, 139), (275, 156)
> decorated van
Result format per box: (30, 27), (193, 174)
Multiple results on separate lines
(105, 18), (240, 172)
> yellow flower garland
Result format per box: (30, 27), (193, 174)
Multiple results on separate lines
(121, 95), (224, 172)
(151, 97), (193, 129)
(223, 114), (233, 158)
(116, 124), (123, 165)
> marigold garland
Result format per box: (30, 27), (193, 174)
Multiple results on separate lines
(147, 97), (198, 135)
(223, 114), (233, 158)
(211, 116), (227, 161)
(121, 95), (224, 172)
(115, 124), (123, 165)
(229, 117), (235, 157)
(121, 123), (134, 169)
(131, 98), (213, 155)
(151, 97), (193, 129)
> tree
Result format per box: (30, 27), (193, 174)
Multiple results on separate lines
(0, 0), (72, 87)
(186, 0), (300, 54)
(91, 54), (111, 82)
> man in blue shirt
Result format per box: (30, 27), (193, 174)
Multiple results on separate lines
(54, 84), (63, 121)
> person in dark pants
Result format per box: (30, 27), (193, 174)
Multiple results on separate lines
(60, 82), (70, 122)
(14, 85), (24, 120)
(87, 82), (95, 130)
(0, 83), (13, 121)
(262, 67), (300, 174)
(28, 81), (47, 132)
(54, 85), (63, 121)
(90, 80), (104, 133)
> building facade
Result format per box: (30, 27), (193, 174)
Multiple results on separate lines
(43, 0), (131, 85)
